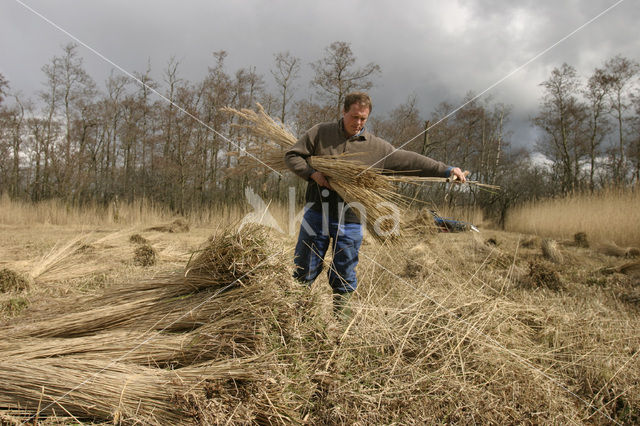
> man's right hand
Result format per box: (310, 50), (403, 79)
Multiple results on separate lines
(310, 171), (332, 189)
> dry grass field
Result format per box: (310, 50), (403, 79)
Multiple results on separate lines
(505, 187), (640, 248)
(0, 196), (639, 424)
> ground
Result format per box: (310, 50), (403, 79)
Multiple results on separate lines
(0, 217), (638, 424)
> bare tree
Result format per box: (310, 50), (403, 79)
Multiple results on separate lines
(271, 51), (300, 124)
(9, 96), (26, 198)
(0, 73), (9, 105)
(104, 73), (129, 196)
(172, 82), (201, 214)
(630, 90), (640, 183)
(132, 61), (158, 200)
(602, 55), (639, 183)
(37, 43), (97, 199)
(0, 77), (18, 196)
(311, 41), (381, 119)
(424, 101), (457, 164)
(162, 56), (182, 159)
(533, 63), (587, 193)
(583, 67), (612, 191)
(291, 97), (333, 137)
(370, 95), (422, 149)
(60, 44), (96, 184)
(39, 54), (62, 200)
(200, 51), (231, 204)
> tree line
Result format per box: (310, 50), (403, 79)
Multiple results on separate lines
(0, 41), (638, 223)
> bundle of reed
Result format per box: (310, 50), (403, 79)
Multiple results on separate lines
(223, 105), (408, 241)
(3, 271), (280, 339)
(184, 222), (275, 283)
(0, 357), (261, 424)
(223, 104), (498, 243)
(541, 238), (564, 263)
(0, 321), (260, 367)
(595, 241), (640, 258)
(0, 225), (305, 423)
(310, 156), (407, 238)
(3, 225), (289, 341)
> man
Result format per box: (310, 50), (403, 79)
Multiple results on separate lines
(284, 92), (466, 317)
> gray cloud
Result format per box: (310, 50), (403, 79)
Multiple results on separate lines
(1, 0), (638, 149)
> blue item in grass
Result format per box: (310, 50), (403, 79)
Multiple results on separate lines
(430, 210), (479, 233)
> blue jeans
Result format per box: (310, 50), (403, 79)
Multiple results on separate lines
(293, 208), (363, 294)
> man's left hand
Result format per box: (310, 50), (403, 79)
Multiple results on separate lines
(450, 167), (468, 183)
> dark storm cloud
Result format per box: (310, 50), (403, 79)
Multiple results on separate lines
(1, 0), (637, 149)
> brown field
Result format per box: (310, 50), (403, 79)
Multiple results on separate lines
(0, 196), (639, 424)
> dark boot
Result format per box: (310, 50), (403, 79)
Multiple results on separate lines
(332, 291), (353, 320)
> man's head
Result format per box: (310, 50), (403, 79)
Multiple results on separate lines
(343, 92), (372, 138)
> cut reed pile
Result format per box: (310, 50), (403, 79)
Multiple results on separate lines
(0, 358), (260, 424)
(145, 218), (190, 233)
(3, 226), (280, 339)
(223, 103), (497, 243)
(594, 241), (640, 258)
(0, 225), (307, 424)
(336, 230), (640, 424)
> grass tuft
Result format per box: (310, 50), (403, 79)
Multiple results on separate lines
(133, 244), (157, 267)
(0, 268), (30, 293)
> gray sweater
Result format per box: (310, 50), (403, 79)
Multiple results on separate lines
(285, 119), (451, 223)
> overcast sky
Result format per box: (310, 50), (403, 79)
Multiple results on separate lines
(1, 0), (638, 149)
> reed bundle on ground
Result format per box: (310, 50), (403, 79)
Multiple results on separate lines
(0, 357), (261, 424)
(129, 233), (149, 244)
(541, 238), (564, 263)
(133, 243), (157, 266)
(595, 241), (640, 258)
(0, 225), (307, 424)
(145, 218), (190, 233)
(0, 323), (260, 367)
(2, 225), (284, 339)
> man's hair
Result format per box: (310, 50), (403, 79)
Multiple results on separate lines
(344, 92), (372, 113)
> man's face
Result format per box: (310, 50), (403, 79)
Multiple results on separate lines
(343, 103), (370, 138)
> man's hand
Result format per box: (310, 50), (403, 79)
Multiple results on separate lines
(450, 167), (468, 183)
(310, 171), (332, 189)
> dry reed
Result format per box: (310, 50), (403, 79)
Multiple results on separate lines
(145, 218), (190, 233)
(2, 217), (639, 423)
(0, 225), (304, 423)
(506, 187), (640, 247)
(222, 103), (496, 243)
(0, 193), (172, 226)
(0, 268), (30, 292)
(541, 239), (563, 263)
(0, 358), (261, 425)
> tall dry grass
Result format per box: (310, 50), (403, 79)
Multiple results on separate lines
(0, 194), (166, 226)
(0, 194), (248, 228)
(505, 187), (640, 247)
